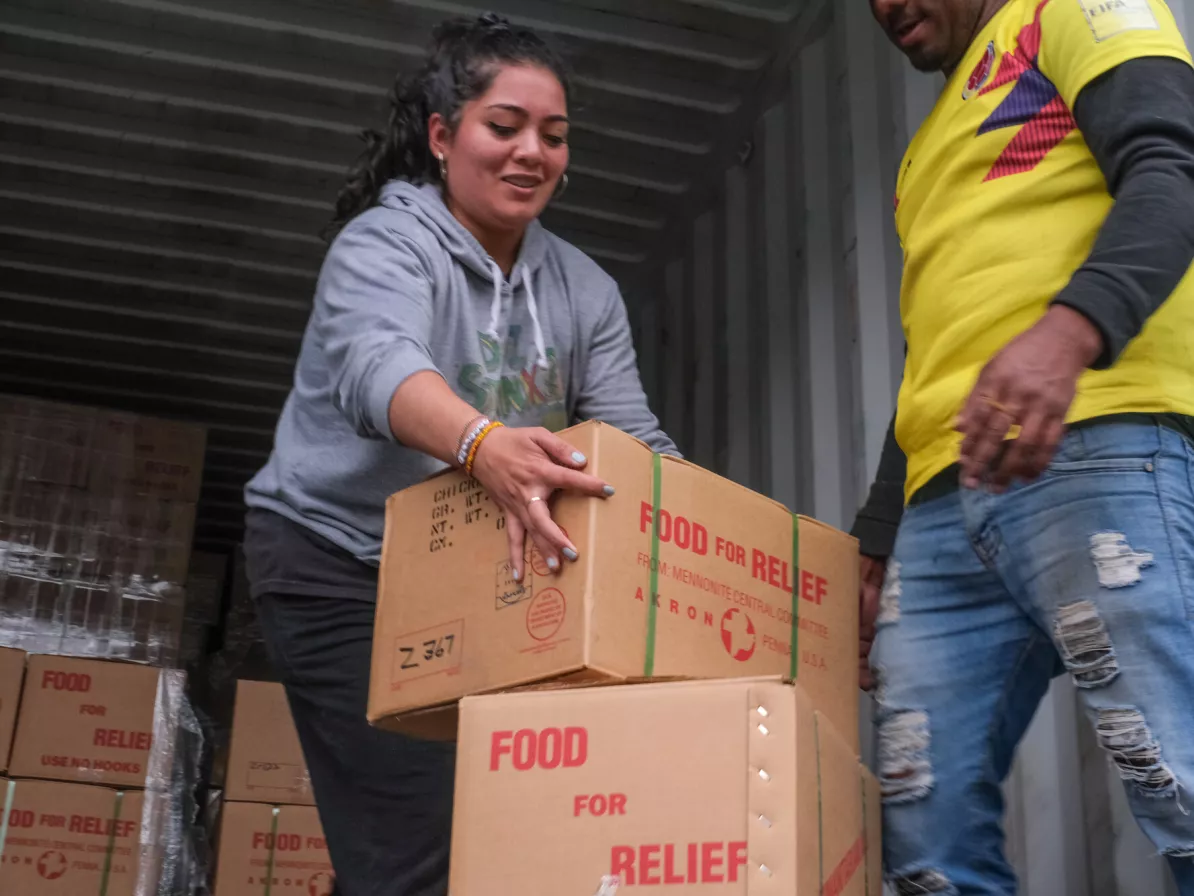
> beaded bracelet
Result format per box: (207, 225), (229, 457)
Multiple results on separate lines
(465, 421), (504, 475)
(455, 415), (491, 468)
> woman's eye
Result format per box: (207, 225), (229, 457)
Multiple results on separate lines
(488, 122), (516, 137)
(544, 134), (568, 148)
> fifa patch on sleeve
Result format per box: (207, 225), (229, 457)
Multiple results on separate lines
(1077, 0), (1159, 42)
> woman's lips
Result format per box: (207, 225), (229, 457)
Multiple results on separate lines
(502, 175), (543, 189)
(501, 175), (544, 200)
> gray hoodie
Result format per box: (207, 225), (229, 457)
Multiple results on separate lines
(245, 181), (678, 564)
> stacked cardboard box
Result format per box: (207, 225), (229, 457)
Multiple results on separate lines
(223, 680), (313, 807)
(212, 680), (335, 896)
(369, 422), (881, 893)
(0, 653), (206, 894)
(0, 395), (207, 665)
(8, 655), (164, 789)
(0, 776), (146, 896)
(452, 679), (880, 895)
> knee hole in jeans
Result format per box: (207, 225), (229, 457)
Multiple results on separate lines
(1096, 708), (1179, 799)
(878, 710), (933, 804)
(1053, 601), (1120, 689)
(890, 867), (955, 894)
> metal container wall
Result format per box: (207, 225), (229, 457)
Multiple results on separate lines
(626, 2), (909, 534)
(629, 4), (1193, 895)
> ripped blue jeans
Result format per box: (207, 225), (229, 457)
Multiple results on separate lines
(871, 422), (1194, 895)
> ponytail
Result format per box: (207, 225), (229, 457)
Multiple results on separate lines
(324, 13), (571, 240)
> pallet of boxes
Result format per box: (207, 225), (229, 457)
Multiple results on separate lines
(0, 396), (210, 894)
(210, 679), (335, 896)
(1, 652), (201, 895)
(0, 396), (204, 663)
(369, 421), (883, 895)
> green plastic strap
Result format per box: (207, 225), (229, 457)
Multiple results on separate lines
(790, 513), (800, 680)
(97, 789), (124, 896)
(644, 452), (663, 677)
(263, 806), (281, 895)
(814, 714), (824, 893)
(0, 779), (15, 863)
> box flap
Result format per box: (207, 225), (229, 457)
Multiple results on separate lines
(815, 712), (867, 896)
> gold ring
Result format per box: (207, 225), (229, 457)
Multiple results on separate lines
(983, 397), (1011, 414)
(527, 496), (544, 508)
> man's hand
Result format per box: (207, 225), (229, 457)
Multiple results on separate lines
(859, 555), (886, 692)
(956, 306), (1104, 492)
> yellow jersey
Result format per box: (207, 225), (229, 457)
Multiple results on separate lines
(894, 0), (1194, 501)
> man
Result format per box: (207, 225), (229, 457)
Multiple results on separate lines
(854, 0), (1194, 892)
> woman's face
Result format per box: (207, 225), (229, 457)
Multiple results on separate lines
(431, 64), (569, 237)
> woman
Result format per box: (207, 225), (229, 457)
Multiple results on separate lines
(242, 13), (677, 895)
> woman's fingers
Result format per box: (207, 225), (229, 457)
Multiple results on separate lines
(525, 497), (578, 568)
(505, 512), (528, 581)
(528, 429), (590, 469)
(544, 465), (612, 498)
(477, 427), (617, 575)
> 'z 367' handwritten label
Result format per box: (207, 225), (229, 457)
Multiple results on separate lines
(390, 619), (465, 689)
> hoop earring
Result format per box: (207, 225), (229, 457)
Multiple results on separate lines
(438, 153), (448, 182)
(553, 172), (569, 200)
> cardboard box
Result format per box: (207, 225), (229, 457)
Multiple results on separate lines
(8, 656), (161, 788)
(213, 801), (335, 896)
(0, 481), (194, 665)
(862, 766), (882, 896)
(0, 397), (93, 491)
(0, 648), (25, 772)
(0, 777), (144, 896)
(93, 410), (207, 503)
(0, 486), (195, 584)
(225, 680), (314, 806)
(0, 395), (206, 502)
(370, 421), (860, 750)
(450, 678), (868, 895)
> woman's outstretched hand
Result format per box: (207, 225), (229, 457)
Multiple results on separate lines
(384, 373), (612, 575)
(470, 426), (613, 579)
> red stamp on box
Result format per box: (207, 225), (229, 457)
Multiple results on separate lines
(526, 589), (566, 642)
(390, 619), (465, 689)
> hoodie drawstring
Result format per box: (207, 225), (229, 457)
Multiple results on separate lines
(519, 262), (550, 371)
(485, 260), (549, 371)
(485, 259), (503, 343)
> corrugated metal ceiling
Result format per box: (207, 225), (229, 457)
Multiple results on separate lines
(0, 0), (826, 551)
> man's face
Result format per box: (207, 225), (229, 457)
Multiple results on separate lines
(870, 0), (987, 73)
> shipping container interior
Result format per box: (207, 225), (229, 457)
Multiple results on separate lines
(3, 0), (1192, 893)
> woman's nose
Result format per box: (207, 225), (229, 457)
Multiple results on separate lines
(511, 132), (545, 164)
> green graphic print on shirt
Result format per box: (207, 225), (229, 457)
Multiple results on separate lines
(456, 324), (568, 432)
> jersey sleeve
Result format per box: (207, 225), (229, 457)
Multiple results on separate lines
(1039, 0), (1193, 109)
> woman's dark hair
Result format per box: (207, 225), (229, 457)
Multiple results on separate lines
(324, 12), (572, 239)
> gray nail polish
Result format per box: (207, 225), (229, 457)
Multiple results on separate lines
(562, 547), (578, 562)
(513, 568), (522, 582)
(547, 557), (560, 571)
(603, 485), (616, 497)
(572, 451), (587, 464)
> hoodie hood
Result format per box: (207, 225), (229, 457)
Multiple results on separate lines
(379, 180), (550, 368)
